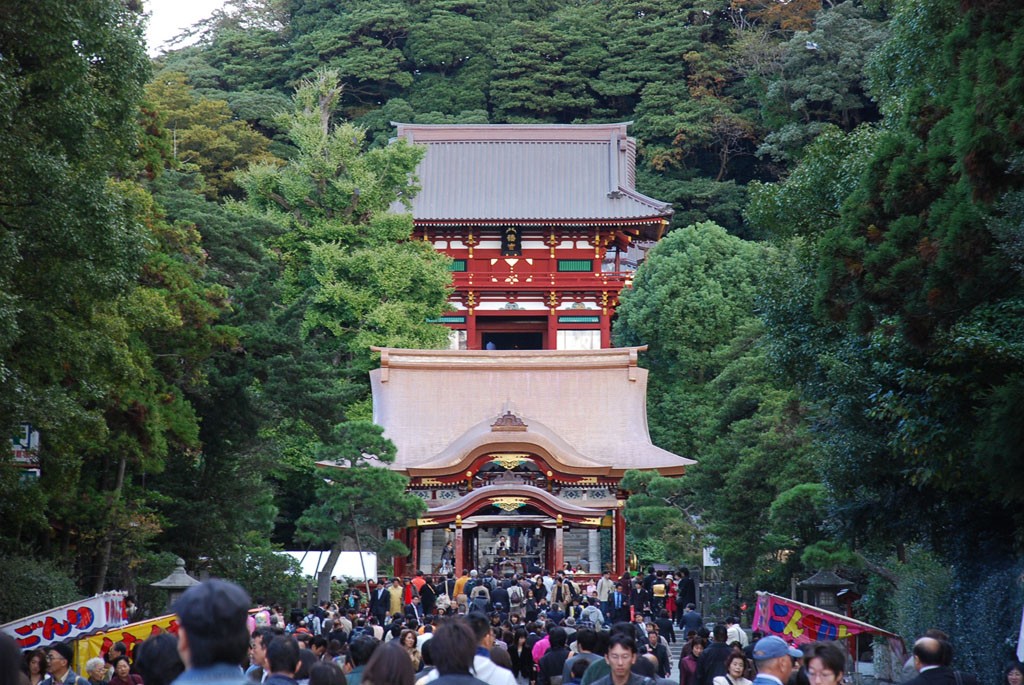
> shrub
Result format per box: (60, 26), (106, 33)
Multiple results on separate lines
(0, 556), (82, 623)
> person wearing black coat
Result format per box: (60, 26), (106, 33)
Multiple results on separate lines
(536, 628), (571, 685)
(696, 625), (733, 685)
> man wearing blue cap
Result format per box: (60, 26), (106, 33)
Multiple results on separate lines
(751, 636), (803, 685)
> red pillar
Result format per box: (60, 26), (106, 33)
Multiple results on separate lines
(614, 505), (627, 576)
(553, 516), (565, 572)
(409, 526), (419, 576)
(394, 528), (406, 578)
(547, 310), (559, 350)
(454, 517), (464, 576)
(600, 312), (612, 349)
(466, 312), (477, 350)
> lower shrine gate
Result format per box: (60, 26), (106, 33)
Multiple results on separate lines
(368, 347), (693, 578)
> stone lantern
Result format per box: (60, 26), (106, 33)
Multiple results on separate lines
(797, 569), (854, 610)
(151, 557), (201, 611)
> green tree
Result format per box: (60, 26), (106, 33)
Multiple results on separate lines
(238, 69), (451, 593)
(756, 2), (887, 164)
(615, 223), (819, 589)
(145, 72), (277, 199)
(0, 0), (151, 565)
(296, 421), (425, 600)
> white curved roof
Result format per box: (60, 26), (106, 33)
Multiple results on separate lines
(370, 347), (694, 475)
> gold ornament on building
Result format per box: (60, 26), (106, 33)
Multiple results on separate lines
(490, 496), (529, 512)
(491, 454), (529, 470)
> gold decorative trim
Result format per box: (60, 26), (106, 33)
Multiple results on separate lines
(491, 454), (529, 470)
(577, 476), (598, 485)
(581, 517), (604, 527)
(419, 478), (445, 486)
(489, 496), (529, 512)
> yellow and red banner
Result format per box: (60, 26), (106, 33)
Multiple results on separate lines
(74, 613), (180, 670)
(752, 591), (897, 644)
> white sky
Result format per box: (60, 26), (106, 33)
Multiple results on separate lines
(145, 0), (228, 57)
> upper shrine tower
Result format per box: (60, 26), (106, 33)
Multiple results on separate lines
(391, 122), (673, 350)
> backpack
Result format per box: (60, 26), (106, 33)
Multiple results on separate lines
(509, 584), (524, 605)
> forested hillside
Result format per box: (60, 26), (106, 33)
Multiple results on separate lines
(2, 0), (1023, 675)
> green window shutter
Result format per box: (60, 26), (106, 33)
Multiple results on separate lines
(449, 259), (467, 272)
(557, 259), (593, 272)
(557, 315), (601, 324)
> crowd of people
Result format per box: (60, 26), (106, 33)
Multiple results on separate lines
(1, 571), (1017, 685)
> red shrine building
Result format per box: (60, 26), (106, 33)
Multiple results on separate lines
(374, 123), (692, 578)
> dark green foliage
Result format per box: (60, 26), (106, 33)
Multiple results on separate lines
(0, 557), (82, 624)
(615, 223), (820, 590)
(757, 2), (887, 163)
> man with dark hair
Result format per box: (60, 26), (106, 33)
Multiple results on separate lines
(597, 572), (615, 619)
(653, 612), (675, 645)
(248, 627), (278, 682)
(676, 569), (696, 615)
(537, 627), (571, 685)
(41, 643), (89, 685)
(681, 604), (703, 636)
(429, 617), (487, 685)
(310, 636), (328, 662)
(108, 642), (129, 665)
(609, 585), (629, 624)
(345, 637), (379, 685)
(590, 634), (655, 685)
(264, 636), (300, 685)
(170, 579), (253, 685)
(405, 595), (424, 623)
(695, 625), (732, 685)
(640, 630), (670, 678)
(426, 613), (515, 685)
(563, 629), (602, 683)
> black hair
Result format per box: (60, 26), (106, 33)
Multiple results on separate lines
(1, 634), (23, 685)
(725, 651), (747, 670)
(713, 624), (728, 642)
(1005, 663), (1024, 684)
(267, 636), (300, 674)
(174, 579), (251, 668)
(430, 618), (478, 675)
(572, 659), (590, 679)
(349, 636), (379, 668)
(607, 633), (637, 654)
(466, 612), (491, 642)
(575, 629), (598, 653)
(593, 630), (610, 656)
(297, 649), (317, 680)
(134, 633), (184, 685)
(362, 641), (414, 685)
(806, 642), (845, 676)
(310, 662), (347, 685)
(549, 627), (567, 650)
(253, 627), (277, 649)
